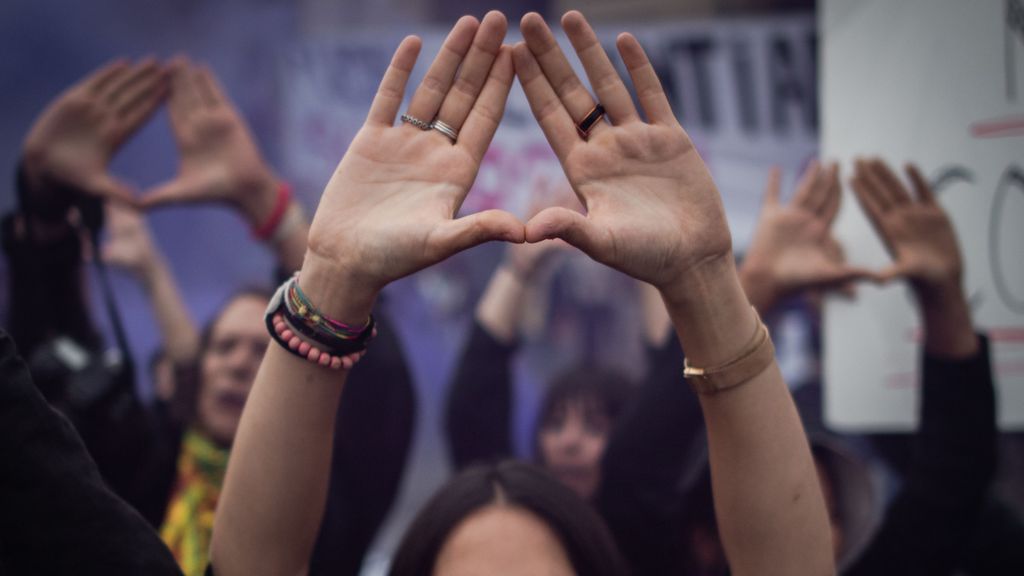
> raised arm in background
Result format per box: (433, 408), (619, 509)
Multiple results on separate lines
(446, 184), (572, 469)
(140, 58), (307, 272)
(739, 161), (872, 314)
(7, 58), (167, 358)
(212, 12), (522, 575)
(103, 203), (198, 366)
(514, 11), (833, 575)
(846, 159), (995, 575)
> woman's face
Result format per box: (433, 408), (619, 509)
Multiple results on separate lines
(196, 295), (269, 446)
(538, 399), (611, 500)
(433, 504), (574, 576)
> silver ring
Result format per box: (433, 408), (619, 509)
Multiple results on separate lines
(401, 113), (431, 130)
(430, 119), (458, 143)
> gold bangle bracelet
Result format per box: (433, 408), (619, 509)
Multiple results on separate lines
(683, 307), (776, 395)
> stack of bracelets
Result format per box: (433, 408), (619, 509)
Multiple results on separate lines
(264, 274), (376, 371)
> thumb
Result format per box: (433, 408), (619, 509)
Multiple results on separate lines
(524, 206), (603, 258)
(139, 176), (201, 210)
(86, 173), (138, 208)
(433, 209), (525, 257)
(877, 262), (911, 284)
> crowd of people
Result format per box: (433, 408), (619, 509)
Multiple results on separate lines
(1, 9), (1020, 576)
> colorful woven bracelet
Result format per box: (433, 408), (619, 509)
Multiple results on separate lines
(264, 276), (376, 369)
(285, 276), (374, 345)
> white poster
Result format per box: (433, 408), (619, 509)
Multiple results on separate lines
(822, 0), (1024, 430)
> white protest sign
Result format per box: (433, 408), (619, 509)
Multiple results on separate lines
(822, 0), (1024, 431)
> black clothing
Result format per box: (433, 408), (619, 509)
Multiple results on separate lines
(0, 329), (182, 575)
(846, 337), (997, 575)
(2, 203), (415, 576)
(446, 319), (999, 576)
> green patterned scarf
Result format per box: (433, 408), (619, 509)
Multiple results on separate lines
(160, 427), (229, 576)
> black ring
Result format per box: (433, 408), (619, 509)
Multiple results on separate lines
(575, 104), (606, 139)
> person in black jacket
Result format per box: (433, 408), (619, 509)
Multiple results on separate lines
(679, 158), (999, 576)
(4, 57), (415, 576)
(0, 328), (182, 576)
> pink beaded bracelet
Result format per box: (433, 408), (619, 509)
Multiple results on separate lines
(271, 312), (367, 371)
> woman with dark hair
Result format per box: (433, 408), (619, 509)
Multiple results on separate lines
(390, 460), (628, 576)
(212, 10), (833, 576)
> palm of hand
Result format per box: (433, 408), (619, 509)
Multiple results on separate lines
(172, 109), (269, 204)
(24, 94), (115, 192)
(307, 126), (486, 288)
(560, 124), (730, 287)
(752, 206), (845, 291)
(876, 204), (961, 287)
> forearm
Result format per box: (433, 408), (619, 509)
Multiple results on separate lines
(660, 254), (832, 576)
(139, 256), (199, 364)
(917, 281), (978, 359)
(475, 264), (529, 344)
(212, 262), (370, 575)
(445, 320), (517, 468)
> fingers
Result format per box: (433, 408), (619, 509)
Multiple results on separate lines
(791, 160), (820, 209)
(459, 46), (514, 164)
(194, 66), (226, 108)
(521, 13), (606, 136)
(434, 11), (507, 134)
(850, 163), (897, 257)
(513, 42), (579, 162)
(523, 206), (604, 258)
(905, 163), (937, 204)
(849, 168), (885, 223)
(167, 57), (204, 129)
(366, 36), (423, 127)
(616, 33), (676, 125)
(864, 158), (912, 206)
(561, 11), (639, 124)
(103, 59), (161, 107)
(404, 16), (478, 126)
(432, 209), (525, 257)
(762, 166), (782, 208)
(820, 162), (843, 225)
(82, 60), (130, 96)
(114, 68), (169, 137)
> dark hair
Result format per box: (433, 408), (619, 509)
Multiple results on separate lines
(533, 365), (633, 460)
(390, 460), (630, 576)
(170, 287), (272, 425)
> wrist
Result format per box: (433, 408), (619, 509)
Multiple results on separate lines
(915, 280), (978, 359)
(137, 253), (169, 287)
(297, 252), (378, 325)
(239, 169), (282, 227)
(659, 252), (763, 368)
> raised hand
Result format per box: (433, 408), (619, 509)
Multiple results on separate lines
(299, 12), (523, 321)
(850, 159), (963, 292)
(21, 59), (167, 207)
(740, 162), (875, 312)
(850, 158), (975, 357)
(140, 58), (281, 227)
(514, 12), (731, 290)
(102, 203), (160, 278)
